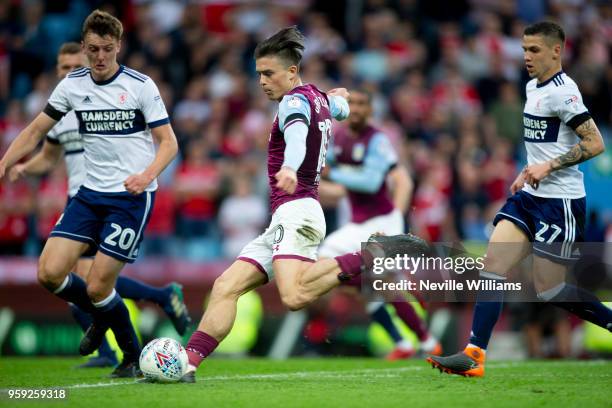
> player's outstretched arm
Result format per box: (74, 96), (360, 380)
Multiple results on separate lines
(524, 118), (605, 189)
(0, 112), (57, 179)
(9, 141), (63, 182)
(123, 123), (178, 195)
(328, 134), (395, 194)
(327, 88), (350, 121)
(318, 179), (347, 203)
(388, 164), (413, 213)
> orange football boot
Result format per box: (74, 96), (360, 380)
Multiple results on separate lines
(426, 345), (485, 377)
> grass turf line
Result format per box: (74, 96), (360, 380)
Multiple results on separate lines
(0, 358), (610, 408)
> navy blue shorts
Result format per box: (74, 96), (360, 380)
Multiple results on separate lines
(493, 190), (585, 263)
(63, 195), (96, 258)
(51, 187), (155, 263)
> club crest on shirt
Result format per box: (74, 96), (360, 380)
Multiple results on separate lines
(119, 92), (128, 104)
(288, 96), (301, 108)
(352, 143), (365, 161)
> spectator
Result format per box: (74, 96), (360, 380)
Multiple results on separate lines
(218, 176), (267, 259)
(174, 138), (221, 240)
(0, 178), (33, 255)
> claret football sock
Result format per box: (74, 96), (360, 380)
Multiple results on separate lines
(468, 273), (505, 350)
(391, 300), (428, 341)
(93, 290), (141, 361)
(186, 330), (219, 369)
(335, 252), (363, 282)
(53, 273), (95, 313)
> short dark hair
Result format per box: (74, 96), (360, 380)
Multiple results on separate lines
(254, 26), (305, 67)
(82, 9), (123, 41)
(524, 21), (565, 46)
(58, 42), (81, 55)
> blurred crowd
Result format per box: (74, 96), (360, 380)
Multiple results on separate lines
(0, 0), (611, 261)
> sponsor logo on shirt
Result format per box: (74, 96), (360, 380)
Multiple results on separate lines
(564, 95), (578, 104)
(523, 113), (560, 143)
(352, 143), (365, 161)
(76, 109), (146, 135)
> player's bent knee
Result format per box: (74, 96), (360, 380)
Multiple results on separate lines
(86, 281), (114, 303)
(481, 257), (511, 278)
(37, 256), (68, 290)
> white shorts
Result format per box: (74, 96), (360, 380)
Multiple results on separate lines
(318, 209), (404, 258)
(237, 198), (326, 281)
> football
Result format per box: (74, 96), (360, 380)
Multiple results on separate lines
(139, 337), (189, 382)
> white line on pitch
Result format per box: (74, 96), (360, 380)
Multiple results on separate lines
(64, 360), (611, 390)
(67, 366), (424, 389)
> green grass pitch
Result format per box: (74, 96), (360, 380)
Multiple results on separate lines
(1, 357), (610, 408)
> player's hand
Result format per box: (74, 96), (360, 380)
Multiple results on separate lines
(8, 164), (27, 182)
(327, 87), (349, 100)
(275, 166), (298, 194)
(124, 173), (154, 195)
(510, 169), (526, 194)
(523, 162), (552, 190)
(0, 162), (5, 180)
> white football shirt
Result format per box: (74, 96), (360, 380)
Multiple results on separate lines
(45, 65), (169, 192)
(45, 111), (84, 197)
(522, 71), (590, 198)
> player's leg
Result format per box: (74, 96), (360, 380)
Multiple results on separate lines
(40, 239), (118, 367)
(533, 255), (612, 331)
(183, 260), (266, 380)
(531, 195), (612, 331)
(428, 219), (531, 376)
(389, 299), (441, 356)
(114, 277), (191, 335)
(275, 257), (349, 310)
(42, 188), (104, 312)
(83, 252), (150, 377)
(77, 189), (159, 376)
(38, 237), (94, 313)
(365, 301), (416, 359)
(369, 210), (441, 355)
(77, 251), (190, 335)
(71, 257), (117, 368)
(275, 204), (429, 310)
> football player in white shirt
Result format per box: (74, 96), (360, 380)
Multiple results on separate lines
(0, 10), (178, 377)
(428, 21), (610, 377)
(9, 42), (190, 369)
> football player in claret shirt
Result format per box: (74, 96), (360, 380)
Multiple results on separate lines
(182, 26), (428, 383)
